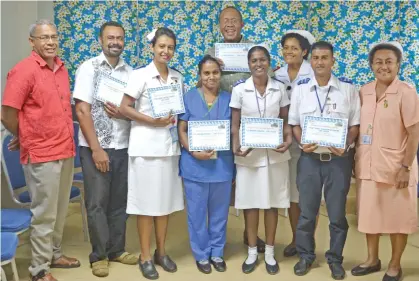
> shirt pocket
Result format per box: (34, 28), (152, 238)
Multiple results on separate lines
(330, 100), (349, 119)
(299, 104), (317, 124)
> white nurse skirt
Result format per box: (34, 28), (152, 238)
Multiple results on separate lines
(126, 156), (184, 216)
(235, 161), (290, 209)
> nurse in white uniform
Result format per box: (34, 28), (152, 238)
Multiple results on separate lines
(274, 30), (315, 258)
(120, 27), (184, 280)
(230, 46), (292, 275)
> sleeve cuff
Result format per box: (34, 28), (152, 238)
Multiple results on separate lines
(229, 102), (241, 109)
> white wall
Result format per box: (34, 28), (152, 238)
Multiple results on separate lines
(1, 0), (54, 93)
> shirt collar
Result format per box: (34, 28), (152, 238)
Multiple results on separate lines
(364, 77), (400, 96)
(223, 35), (248, 43)
(98, 52), (126, 70)
(385, 76), (400, 94)
(31, 51), (64, 68)
(244, 76), (277, 92)
(146, 61), (182, 83)
(310, 74), (339, 90)
(275, 60), (312, 79)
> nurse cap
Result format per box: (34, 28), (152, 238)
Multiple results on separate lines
(146, 28), (157, 42)
(369, 41), (404, 59)
(285, 30), (315, 45)
(248, 43), (270, 55)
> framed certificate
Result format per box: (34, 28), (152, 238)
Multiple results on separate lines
(301, 116), (348, 148)
(215, 43), (255, 72)
(148, 84), (185, 118)
(188, 120), (230, 151)
(240, 117), (283, 148)
(93, 71), (127, 106)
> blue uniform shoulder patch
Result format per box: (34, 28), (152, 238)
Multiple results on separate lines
(297, 78), (311, 85)
(233, 79), (246, 87)
(338, 77), (353, 84)
(271, 77), (284, 84)
(171, 67), (183, 75)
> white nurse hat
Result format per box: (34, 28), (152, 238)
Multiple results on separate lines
(369, 41), (404, 59)
(285, 30), (316, 45)
(247, 43), (271, 55)
(146, 28), (157, 42)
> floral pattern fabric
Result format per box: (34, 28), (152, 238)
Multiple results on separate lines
(54, 0), (419, 92)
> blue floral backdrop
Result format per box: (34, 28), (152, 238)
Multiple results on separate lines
(54, 0), (419, 92)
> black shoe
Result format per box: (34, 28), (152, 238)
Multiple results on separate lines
(210, 258), (226, 272)
(283, 244), (297, 257)
(196, 261), (212, 274)
(382, 268), (402, 281)
(153, 250), (177, 273)
(329, 263), (346, 280)
(265, 259), (279, 275)
(294, 258), (312, 276)
(242, 256), (258, 274)
(351, 260), (381, 276)
(139, 259), (159, 280)
(243, 233), (266, 253)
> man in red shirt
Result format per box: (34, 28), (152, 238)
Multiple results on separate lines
(1, 19), (80, 281)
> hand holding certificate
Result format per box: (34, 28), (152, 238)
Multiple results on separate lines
(148, 84), (185, 118)
(94, 71), (127, 106)
(240, 117), (283, 148)
(301, 116), (348, 149)
(215, 43), (255, 72)
(188, 120), (230, 151)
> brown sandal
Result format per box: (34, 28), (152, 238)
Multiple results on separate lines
(50, 255), (81, 268)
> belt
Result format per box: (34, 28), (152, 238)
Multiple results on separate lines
(301, 151), (349, 162)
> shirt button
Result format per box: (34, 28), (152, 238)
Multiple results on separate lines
(61, 96), (63, 99)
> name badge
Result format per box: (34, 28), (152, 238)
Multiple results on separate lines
(169, 126), (178, 143)
(361, 135), (372, 145)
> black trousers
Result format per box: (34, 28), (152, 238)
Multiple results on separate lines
(80, 147), (129, 263)
(296, 151), (353, 264)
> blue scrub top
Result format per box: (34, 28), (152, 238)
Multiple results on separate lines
(179, 88), (234, 183)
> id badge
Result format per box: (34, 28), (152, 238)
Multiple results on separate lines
(210, 151), (218, 160)
(360, 135), (372, 145)
(169, 126), (178, 143)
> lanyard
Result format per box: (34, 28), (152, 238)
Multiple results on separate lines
(314, 85), (331, 116)
(254, 85), (267, 118)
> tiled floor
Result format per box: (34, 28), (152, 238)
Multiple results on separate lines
(3, 203), (419, 281)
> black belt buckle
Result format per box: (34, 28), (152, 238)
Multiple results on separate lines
(319, 153), (332, 162)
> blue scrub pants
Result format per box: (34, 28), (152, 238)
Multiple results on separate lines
(184, 179), (232, 261)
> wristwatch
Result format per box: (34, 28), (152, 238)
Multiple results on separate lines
(402, 164), (412, 171)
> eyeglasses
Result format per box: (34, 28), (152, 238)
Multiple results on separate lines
(31, 35), (59, 42)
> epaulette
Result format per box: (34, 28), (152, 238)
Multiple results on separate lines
(338, 77), (353, 84)
(273, 66), (281, 72)
(233, 79), (246, 87)
(171, 67), (183, 75)
(297, 78), (311, 85)
(134, 65), (146, 70)
(271, 77), (285, 84)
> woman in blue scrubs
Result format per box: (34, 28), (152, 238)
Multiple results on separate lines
(178, 55), (234, 274)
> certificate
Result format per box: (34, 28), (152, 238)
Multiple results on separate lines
(241, 117), (283, 148)
(93, 71), (127, 106)
(215, 43), (255, 72)
(148, 84), (185, 118)
(301, 116), (348, 148)
(188, 120), (230, 151)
